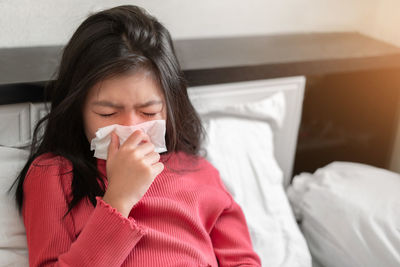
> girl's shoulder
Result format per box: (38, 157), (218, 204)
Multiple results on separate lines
(31, 152), (73, 171)
(178, 153), (234, 201)
(23, 153), (74, 203)
(194, 155), (219, 175)
(166, 151), (224, 186)
(164, 151), (219, 173)
(26, 153), (74, 187)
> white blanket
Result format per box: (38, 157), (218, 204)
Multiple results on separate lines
(288, 162), (400, 267)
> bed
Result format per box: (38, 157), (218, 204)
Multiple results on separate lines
(1, 75), (399, 267)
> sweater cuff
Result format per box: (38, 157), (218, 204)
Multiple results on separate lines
(60, 197), (147, 267)
(96, 197), (147, 233)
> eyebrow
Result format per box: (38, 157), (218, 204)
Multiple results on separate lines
(92, 100), (163, 109)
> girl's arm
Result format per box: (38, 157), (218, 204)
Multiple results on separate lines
(210, 185), (262, 266)
(23, 158), (146, 267)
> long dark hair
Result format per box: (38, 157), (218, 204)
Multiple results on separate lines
(12, 5), (204, 214)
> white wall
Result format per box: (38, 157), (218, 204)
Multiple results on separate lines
(357, 0), (400, 172)
(360, 0), (400, 47)
(0, 0), (378, 48)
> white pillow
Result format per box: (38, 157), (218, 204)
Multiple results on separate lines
(198, 93), (312, 267)
(287, 162), (400, 267)
(0, 146), (29, 266)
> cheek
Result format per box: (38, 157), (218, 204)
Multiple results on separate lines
(83, 112), (102, 142)
(161, 105), (167, 120)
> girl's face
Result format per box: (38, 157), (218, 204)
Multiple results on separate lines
(83, 70), (167, 142)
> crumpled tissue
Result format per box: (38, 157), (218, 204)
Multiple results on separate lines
(90, 120), (167, 160)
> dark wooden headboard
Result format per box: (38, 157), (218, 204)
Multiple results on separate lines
(2, 32), (400, 104)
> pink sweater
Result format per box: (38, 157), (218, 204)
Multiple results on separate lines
(23, 151), (261, 266)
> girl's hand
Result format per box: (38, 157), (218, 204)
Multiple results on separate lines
(102, 130), (164, 217)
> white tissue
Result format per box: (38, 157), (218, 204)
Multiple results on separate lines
(90, 120), (167, 160)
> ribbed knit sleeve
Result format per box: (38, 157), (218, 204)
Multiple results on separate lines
(22, 155), (146, 267)
(210, 176), (262, 266)
(210, 199), (261, 266)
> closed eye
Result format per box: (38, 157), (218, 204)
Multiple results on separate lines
(97, 113), (116, 117)
(142, 112), (157, 117)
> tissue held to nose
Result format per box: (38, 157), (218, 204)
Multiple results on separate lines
(90, 120), (167, 160)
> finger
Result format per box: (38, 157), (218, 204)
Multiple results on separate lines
(135, 141), (155, 157)
(152, 162), (164, 176)
(123, 130), (148, 149)
(107, 132), (119, 160)
(138, 133), (151, 145)
(143, 151), (160, 165)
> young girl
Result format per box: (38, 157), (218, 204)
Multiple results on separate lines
(13, 5), (261, 267)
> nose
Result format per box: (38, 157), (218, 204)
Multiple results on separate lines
(120, 111), (144, 126)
